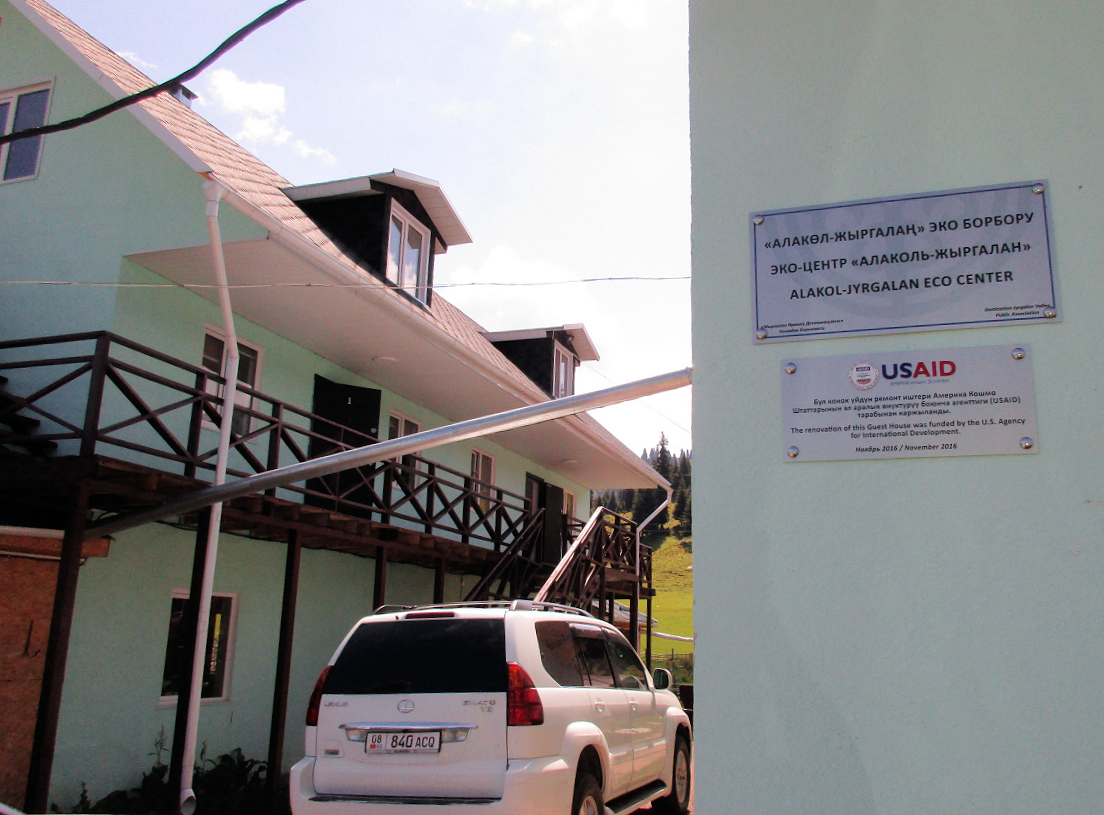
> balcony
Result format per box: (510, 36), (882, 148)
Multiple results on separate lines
(0, 332), (532, 568)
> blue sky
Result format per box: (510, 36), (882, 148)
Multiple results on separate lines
(50, 0), (692, 454)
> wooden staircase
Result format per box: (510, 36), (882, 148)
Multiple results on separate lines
(0, 375), (58, 458)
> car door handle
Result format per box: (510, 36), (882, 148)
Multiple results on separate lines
(629, 701), (639, 711)
(593, 700), (605, 712)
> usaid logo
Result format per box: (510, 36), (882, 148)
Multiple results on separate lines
(847, 363), (879, 390)
(881, 360), (956, 380)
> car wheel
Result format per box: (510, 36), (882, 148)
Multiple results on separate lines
(572, 771), (603, 815)
(651, 735), (691, 815)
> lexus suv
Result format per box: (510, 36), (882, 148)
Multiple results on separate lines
(289, 600), (692, 815)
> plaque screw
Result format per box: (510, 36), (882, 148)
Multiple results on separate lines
(784, 363), (797, 374)
(757, 329), (768, 339)
(1012, 348), (1026, 360)
(786, 446), (800, 458)
(754, 216), (764, 225)
(1044, 309), (1057, 318)
(1019, 437), (1034, 450)
(1032, 184), (1044, 194)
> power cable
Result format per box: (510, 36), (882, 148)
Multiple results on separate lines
(0, 276), (690, 290)
(0, 0), (308, 147)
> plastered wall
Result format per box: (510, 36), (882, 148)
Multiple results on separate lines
(690, 1), (1104, 812)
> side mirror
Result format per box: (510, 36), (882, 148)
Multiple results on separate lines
(652, 668), (673, 690)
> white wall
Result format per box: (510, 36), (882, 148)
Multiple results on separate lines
(690, 1), (1104, 813)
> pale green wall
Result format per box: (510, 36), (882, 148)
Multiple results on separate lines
(0, 2), (263, 342)
(50, 523), (463, 808)
(691, 2), (1104, 813)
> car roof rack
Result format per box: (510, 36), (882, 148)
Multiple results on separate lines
(396, 600), (597, 618)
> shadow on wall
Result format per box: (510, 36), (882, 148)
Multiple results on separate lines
(706, 528), (877, 815)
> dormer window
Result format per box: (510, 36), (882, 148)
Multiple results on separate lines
(282, 170), (473, 309)
(552, 342), (575, 398)
(483, 324), (597, 399)
(386, 201), (431, 302)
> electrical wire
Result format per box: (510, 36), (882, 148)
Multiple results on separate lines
(0, 0), (309, 147)
(581, 362), (692, 437)
(0, 276), (690, 290)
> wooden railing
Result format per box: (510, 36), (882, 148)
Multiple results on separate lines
(0, 332), (530, 549)
(535, 506), (643, 608)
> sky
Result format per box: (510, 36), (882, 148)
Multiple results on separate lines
(48, 0), (692, 456)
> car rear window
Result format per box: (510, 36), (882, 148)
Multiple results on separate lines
(325, 618), (507, 695)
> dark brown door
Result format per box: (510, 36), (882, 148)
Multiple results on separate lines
(307, 376), (382, 517)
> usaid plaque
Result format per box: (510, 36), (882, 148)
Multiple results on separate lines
(751, 181), (1058, 342)
(781, 345), (1038, 461)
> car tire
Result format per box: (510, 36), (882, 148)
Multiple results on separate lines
(651, 735), (691, 815)
(572, 771), (603, 815)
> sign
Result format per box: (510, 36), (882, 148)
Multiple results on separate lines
(781, 345), (1038, 461)
(751, 181), (1059, 342)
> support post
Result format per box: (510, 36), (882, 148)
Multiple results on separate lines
(169, 510), (212, 797)
(24, 483), (91, 813)
(433, 558), (445, 604)
(372, 547), (387, 611)
(629, 582), (640, 650)
(266, 530), (301, 813)
(646, 593), (653, 670)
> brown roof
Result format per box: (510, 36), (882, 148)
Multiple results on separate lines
(18, 0), (665, 488)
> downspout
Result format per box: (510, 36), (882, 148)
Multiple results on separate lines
(633, 484), (672, 655)
(178, 179), (240, 815)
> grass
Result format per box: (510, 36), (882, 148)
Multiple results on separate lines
(646, 526), (694, 658)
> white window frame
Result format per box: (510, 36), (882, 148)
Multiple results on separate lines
(389, 411), (423, 483)
(158, 589), (239, 708)
(552, 341), (576, 399)
(563, 489), (577, 522)
(201, 326), (264, 435)
(385, 200), (432, 303)
(388, 410), (421, 440)
(0, 80), (53, 184)
(470, 448), (496, 512)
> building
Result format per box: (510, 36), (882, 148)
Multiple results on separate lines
(0, 0), (666, 809)
(691, 1), (1104, 813)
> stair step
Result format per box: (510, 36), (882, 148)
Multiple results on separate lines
(0, 392), (41, 432)
(1, 435), (58, 455)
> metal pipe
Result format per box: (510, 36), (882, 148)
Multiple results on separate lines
(179, 181), (240, 815)
(89, 367), (692, 540)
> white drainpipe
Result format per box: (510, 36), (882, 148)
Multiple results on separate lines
(178, 179), (240, 815)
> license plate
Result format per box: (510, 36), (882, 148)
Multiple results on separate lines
(366, 731), (441, 754)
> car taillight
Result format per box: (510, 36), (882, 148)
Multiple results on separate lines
(306, 665), (332, 726)
(507, 663), (544, 726)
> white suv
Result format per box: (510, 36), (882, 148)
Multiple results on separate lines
(289, 601), (692, 815)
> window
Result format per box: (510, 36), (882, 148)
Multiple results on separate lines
(563, 490), (576, 522)
(389, 411), (422, 483)
(1, 83), (51, 181)
(160, 592), (236, 703)
(202, 329), (262, 436)
(470, 449), (495, 512)
(324, 618), (507, 695)
(552, 342), (576, 399)
(536, 620), (586, 687)
(385, 200), (431, 303)
(605, 632), (648, 691)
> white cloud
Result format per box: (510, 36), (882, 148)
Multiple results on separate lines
(466, 0), (649, 30)
(119, 51), (158, 71)
(201, 69), (336, 165)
